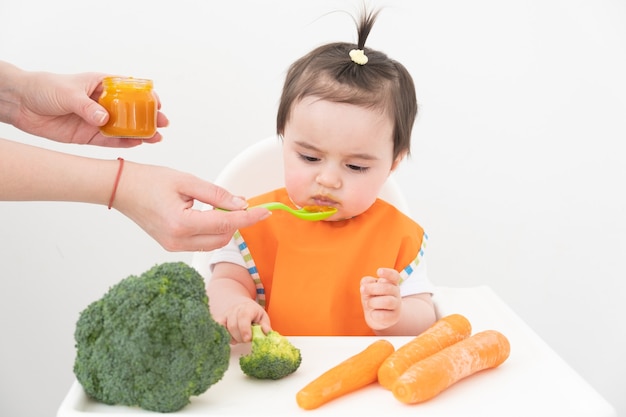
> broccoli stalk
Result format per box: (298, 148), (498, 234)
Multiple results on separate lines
(239, 324), (302, 380)
(73, 262), (231, 413)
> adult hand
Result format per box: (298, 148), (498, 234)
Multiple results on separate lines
(113, 161), (271, 252)
(1, 61), (168, 147)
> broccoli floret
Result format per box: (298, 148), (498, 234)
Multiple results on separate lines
(239, 324), (302, 380)
(73, 262), (231, 413)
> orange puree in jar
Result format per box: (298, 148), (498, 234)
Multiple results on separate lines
(98, 77), (158, 138)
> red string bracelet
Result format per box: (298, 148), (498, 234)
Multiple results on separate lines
(107, 157), (125, 210)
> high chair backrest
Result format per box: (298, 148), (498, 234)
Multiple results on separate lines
(191, 135), (411, 279)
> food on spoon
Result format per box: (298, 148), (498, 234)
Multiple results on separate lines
(239, 324), (302, 380)
(73, 262), (231, 413)
(296, 339), (394, 410)
(302, 205), (336, 213)
(392, 330), (511, 404)
(378, 314), (472, 389)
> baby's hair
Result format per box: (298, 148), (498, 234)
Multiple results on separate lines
(354, 6), (377, 50)
(277, 6), (418, 160)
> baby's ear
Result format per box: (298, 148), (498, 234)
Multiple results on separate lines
(390, 151), (408, 172)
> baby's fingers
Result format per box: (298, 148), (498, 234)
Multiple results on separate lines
(376, 267), (401, 285)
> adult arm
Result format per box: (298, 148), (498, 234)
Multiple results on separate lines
(0, 138), (270, 251)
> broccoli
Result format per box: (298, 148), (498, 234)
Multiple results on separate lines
(239, 324), (302, 380)
(73, 262), (231, 413)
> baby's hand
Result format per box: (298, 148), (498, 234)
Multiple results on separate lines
(360, 268), (402, 330)
(217, 300), (271, 344)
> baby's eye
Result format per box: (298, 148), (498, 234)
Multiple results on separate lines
(347, 164), (369, 173)
(299, 153), (320, 163)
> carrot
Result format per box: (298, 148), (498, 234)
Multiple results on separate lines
(392, 329), (511, 404)
(296, 339), (395, 410)
(377, 313), (472, 390)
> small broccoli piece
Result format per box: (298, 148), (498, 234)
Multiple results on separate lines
(239, 324), (302, 380)
(73, 262), (231, 413)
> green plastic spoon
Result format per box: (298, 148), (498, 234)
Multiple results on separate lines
(218, 202), (337, 221)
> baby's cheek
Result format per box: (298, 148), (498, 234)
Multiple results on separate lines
(284, 173), (309, 202)
(343, 188), (380, 217)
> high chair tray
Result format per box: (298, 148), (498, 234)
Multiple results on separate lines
(57, 286), (617, 417)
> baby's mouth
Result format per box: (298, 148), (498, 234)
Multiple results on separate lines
(310, 195), (338, 208)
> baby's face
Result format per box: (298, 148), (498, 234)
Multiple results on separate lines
(282, 96), (400, 221)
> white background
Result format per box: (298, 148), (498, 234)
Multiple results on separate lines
(1, 1), (624, 416)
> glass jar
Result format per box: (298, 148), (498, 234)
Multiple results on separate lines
(98, 77), (158, 138)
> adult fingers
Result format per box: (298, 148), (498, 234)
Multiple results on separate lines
(190, 207), (270, 236)
(163, 208), (271, 252)
(183, 178), (251, 211)
(213, 207), (271, 230)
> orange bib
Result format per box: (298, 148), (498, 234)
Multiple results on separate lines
(237, 188), (425, 336)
